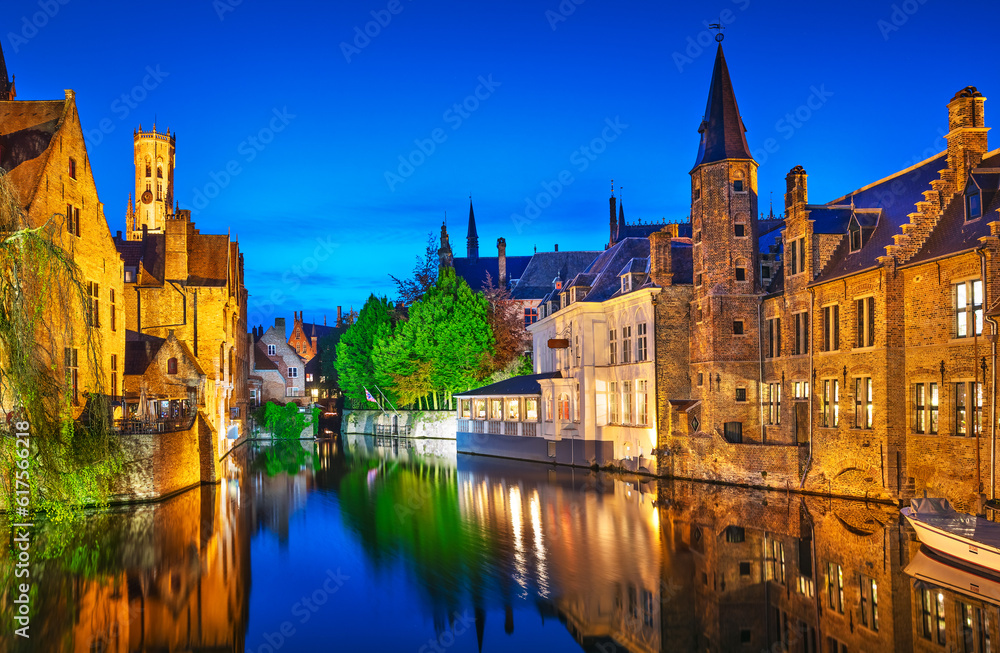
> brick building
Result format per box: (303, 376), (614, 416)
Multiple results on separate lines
(252, 318), (307, 406)
(653, 43), (1000, 510)
(0, 44), (125, 418)
(114, 125), (249, 452)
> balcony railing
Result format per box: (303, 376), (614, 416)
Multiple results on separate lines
(458, 419), (539, 437)
(114, 413), (197, 435)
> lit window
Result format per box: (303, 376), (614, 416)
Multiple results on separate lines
(622, 325), (632, 363)
(609, 328), (617, 365)
(636, 323), (647, 361)
(822, 380), (839, 427)
(827, 563), (844, 614)
(855, 377), (873, 429)
(859, 575), (879, 632)
(856, 297), (875, 347)
(955, 279), (984, 338)
(920, 589), (946, 644)
(637, 380), (648, 425)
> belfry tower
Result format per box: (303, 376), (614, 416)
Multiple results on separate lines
(127, 125), (176, 240)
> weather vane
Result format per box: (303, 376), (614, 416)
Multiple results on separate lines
(709, 22), (725, 42)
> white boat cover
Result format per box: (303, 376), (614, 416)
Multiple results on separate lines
(911, 498), (1000, 550)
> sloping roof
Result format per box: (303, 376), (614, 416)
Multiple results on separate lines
(812, 152), (947, 284)
(115, 239), (143, 267)
(187, 234), (229, 286)
(455, 371), (562, 397)
(124, 331), (165, 376)
(0, 99), (66, 208)
(577, 238), (652, 302)
(905, 150), (1000, 266)
(692, 44), (753, 169)
(301, 321), (344, 341)
(453, 255), (532, 291)
(510, 250), (600, 300)
(253, 342), (279, 371)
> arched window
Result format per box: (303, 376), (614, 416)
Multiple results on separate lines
(558, 393), (570, 421)
(735, 258), (748, 283)
(167, 358), (178, 375)
(734, 213), (748, 238)
(145, 158), (152, 178)
(732, 169), (745, 193)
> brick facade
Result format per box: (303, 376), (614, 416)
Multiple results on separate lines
(653, 47), (1000, 510)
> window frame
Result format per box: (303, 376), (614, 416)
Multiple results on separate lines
(855, 296), (876, 348)
(854, 377), (873, 430)
(955, 279), (984, 339)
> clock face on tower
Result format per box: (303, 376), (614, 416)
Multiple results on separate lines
(141, 190), (153, 204)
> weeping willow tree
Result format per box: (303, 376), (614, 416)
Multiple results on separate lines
(0, 168), (124, 522)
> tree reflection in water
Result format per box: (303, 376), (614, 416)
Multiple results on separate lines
(7, 436), (1000, 652)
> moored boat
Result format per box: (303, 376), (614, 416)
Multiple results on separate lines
(902, 497), (1000, 575)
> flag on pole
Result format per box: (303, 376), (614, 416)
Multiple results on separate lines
(364, 387), (377, 403)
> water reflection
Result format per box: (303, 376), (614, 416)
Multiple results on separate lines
(10, 434), (1000, 651)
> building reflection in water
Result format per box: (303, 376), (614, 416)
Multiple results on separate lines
(0, 454), (252, 653)
(10, 435), (1000, 652)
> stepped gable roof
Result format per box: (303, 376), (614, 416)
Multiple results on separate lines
(455, 371), (562, 397)
(510, 250), (601, 300)
(905, 149), (1000, 267)
(253, 341), (279, 371)
(0, 99), (66, 209)
(453, 255), (532, 292)
(692, 44), (753, 169)
(812, 152), (947, 284)
(187, 233), (229, 286)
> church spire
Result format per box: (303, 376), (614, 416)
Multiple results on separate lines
(467, 198), (479, 260)
(0, 40), (14, 101)
(618, 198), (626, 232)
(692, 44), (752, 169)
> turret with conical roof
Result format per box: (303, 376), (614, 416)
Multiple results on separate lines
(692, 44), (752, 170)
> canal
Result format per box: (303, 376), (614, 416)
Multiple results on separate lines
(2, 435), (995, 652)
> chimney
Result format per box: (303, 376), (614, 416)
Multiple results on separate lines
(324, 315), (327, 326)
(164, 211), (188, 281)
(649, 230), (674, 287)
(337, 306), (342, 326)
(275, 317), (286, 336)
(497, 237), (507, 288)
(555, 244), (559, 252)
(784, 166), (808, 216)
(946, 86), (988, 189)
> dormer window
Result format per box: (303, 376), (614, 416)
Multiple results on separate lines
(966, 177), (983, 221)
(554, 278), (562, 291)
(621, 275), (632, 293)
(849, 217), (862, 252)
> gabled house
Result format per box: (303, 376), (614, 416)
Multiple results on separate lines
(0, 46), (125, 418)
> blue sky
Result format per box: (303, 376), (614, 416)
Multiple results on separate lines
(2, 0), (997, 330)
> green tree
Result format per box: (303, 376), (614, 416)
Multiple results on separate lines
(374, 267), (493, 407)
(334, 294), (394, 403)
(253, 401), (318, 439)
(388, 231), (438, 306)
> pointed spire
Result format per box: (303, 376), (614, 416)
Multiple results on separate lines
(618, 196), (626, 231)
(693, 44), (752, 169)
(0, 40), (14, 101)
(466, 197), (479, 260)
